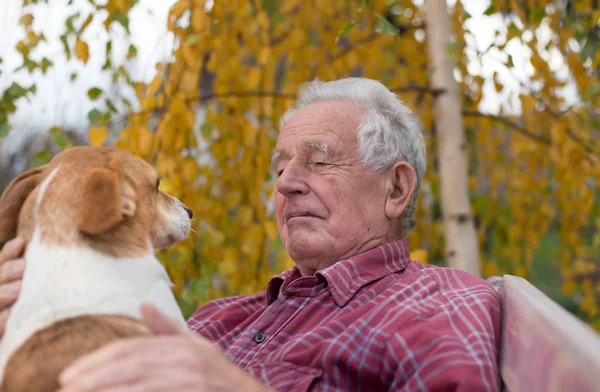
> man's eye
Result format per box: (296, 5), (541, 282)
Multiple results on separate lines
(310, 161), (328, 169)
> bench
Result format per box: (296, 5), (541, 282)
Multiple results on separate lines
(495, 275), (600, 391)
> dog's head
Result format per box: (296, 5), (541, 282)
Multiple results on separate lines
(0, 146), (192, 256)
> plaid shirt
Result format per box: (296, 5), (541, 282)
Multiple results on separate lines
(187, 240), (501, 391)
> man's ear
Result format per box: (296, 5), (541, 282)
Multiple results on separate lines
(76, 162), (138, 235)
(385, 162), (418, 220)
(0, 166), (46, 243)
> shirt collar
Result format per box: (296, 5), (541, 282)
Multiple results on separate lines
(266, 239), (412, 307)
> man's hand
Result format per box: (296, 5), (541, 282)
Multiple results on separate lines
(58, 303), (275, 392)
(0, 237), (26, 337)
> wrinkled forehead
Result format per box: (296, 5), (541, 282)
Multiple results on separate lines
(274, 108), (365, 169)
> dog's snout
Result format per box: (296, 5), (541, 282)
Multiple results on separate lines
(184, 205), (193, 219)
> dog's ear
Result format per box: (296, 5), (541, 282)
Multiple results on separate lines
(0, 166), (46, 243)
(76, 161), (138, 235)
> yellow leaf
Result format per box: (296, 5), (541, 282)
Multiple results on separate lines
(19, 13), (33, 28)
(138, 127), (155, 157)
(75, 39), (89, 63)
(79, 14), (93, 34)
(410, 249), (428, 264)
(88, 126), (109, 146)
(264, 220), (278, 240)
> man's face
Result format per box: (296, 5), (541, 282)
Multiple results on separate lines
(273, 100), (393, 275)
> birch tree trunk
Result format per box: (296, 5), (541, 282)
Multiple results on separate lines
(425, 0), (481, 276)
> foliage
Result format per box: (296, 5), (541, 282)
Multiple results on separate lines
(1, 0), (599, 323)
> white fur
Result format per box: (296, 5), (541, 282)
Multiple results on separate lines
(0, 164), (187, 378)
(35, 167), (59, 211)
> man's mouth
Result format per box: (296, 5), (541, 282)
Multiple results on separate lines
(285, 212), (320, 222)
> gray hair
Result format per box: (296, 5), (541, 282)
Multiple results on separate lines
(280, 77), (427, 236)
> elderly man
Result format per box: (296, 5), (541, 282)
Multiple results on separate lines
(0, 78), (501, 391)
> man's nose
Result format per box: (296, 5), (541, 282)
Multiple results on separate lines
(276, 160), (310, 197)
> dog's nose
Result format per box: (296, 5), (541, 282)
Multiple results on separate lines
(184, 206), (193, 219)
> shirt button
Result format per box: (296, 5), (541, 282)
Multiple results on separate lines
(254, 332), (266, 343)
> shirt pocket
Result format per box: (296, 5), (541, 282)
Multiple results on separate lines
(245, 361), (322, 391)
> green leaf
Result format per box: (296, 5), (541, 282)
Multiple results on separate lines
(53, 133), (72, 150)
(359, 0), (372, 12)
(0, 122), (10, 138)
(59, 34), (70, 59)
(7, 82), (26, 97)
(530, 6), (546, 24)
(507, 54), (514, 68)
(580, 40), (597, 62)
(40, 57), (53, 73)
(87, 109), (103, 125)
(127, 44), (138, 59)
(201, 123), (213, 139)
(508, 22), (520, 37)
(106, 98), (117, 113)
(261, 0), (280, 18)
(483, 5), (495, 15)
(375, 15), (399, 36)
(102, 58), (112, 70)
(87, 87), (103, 100)
(65, 12), (80, 33)
(585, 82), (600, 99)
(70, 72), (77, 81)
(32, 149), (52, 168)
(186, 35), (199, 45)
(49, 126), (62, 135)
(336, 21), (355, 42)
(446, 42), (462, 58)
(113, 11), (130, 33)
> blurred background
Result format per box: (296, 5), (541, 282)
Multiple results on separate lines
(0, 0), (599, 326)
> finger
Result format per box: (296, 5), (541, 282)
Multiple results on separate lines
(59, 339), (141, 387)
(0, 258), (25, 284)
(59, 356), (143, 391)
(0, 309), (10, 337)
(59, 337), (178, 387)
(0, 280), (21, 309)
(141, 303), (187, 336)
(0, 238), (25, 265)
(101, 379), (199, 392)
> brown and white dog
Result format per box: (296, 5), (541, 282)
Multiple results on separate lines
(0, 146), (192, 391)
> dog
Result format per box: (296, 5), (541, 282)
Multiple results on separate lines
(0, 146), (192, 391)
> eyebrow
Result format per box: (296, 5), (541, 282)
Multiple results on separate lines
(270, 151), (282, 172)
(270, 140), (331, 171)
(306, 140), (329, 155)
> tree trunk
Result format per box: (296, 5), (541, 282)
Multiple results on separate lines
(425, 0), (481, 276)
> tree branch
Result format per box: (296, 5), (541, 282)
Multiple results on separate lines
(462, 110), (551, 146)
(391, 84), (445, 96)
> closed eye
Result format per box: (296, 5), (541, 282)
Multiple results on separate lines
(310, 161), (329, 169)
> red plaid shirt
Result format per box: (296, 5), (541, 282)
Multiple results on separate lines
(187, 240), (501, 391)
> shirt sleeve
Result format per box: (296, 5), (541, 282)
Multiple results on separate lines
(384, 285), (502, 392)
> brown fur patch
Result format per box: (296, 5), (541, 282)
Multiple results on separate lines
(76, 167), (124, 235)
(1, 314), (150, 392)
(0, 167), (45, 243)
